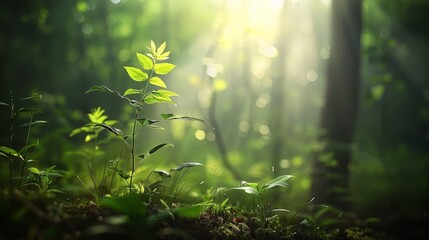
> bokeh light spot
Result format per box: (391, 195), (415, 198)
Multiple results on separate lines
(82, 23), (93, 35)
(259, 124), (270, 135)
(207, 132), (216, 141)
(320, 45), (330, 59)
(279, 159), (290, 169)
(306, 70), (318, 82)
(195, 130), (206, 140)
(239, 121), (250, 133)
(213, 79), (228, 92)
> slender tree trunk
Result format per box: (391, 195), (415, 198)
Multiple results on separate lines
(311, 0), (362, 209)
(270, 2), (288, 178)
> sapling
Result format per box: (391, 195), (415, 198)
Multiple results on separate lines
(85, 41), (209, 195)
(70, 106), (117, 198)
(227, 174), (295, 226)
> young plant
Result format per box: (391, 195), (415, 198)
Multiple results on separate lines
(0, 90), (47, 191)
(227, 175), (295, 226)
(85, 41), (209, 195)
(23, 165), (64, 194)
(152, 162), (204, 205)
(70, 107), (117, 199)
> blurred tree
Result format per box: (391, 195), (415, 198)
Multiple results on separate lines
(311, 0), (362, 208)
(270, 1), (288, 178)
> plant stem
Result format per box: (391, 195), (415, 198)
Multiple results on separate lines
(19, 98), (36, 187)
(8, 91), (14, 191)
(108, 151), (122, 193)
(89, 139), (99, 199)
(129, 109), (139, 194)
(77, 175), (97, 201)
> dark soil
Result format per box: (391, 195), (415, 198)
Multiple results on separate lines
(1, 191), (428, 240)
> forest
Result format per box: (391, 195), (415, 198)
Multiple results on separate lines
(0, 0), (428, 239)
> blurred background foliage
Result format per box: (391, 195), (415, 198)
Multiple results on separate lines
(0, 0), (428, 218)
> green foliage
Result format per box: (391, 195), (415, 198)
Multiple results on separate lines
(22, 165), (64, 194)
(70, 106), (117, 142)
(82, 41), (209, 198)
(0, 90), (58, 193)
(228, 175), (294, 199)
(149, 162), (205, 206)
(227, 175), (295, 227)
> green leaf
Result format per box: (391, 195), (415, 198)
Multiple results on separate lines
(116, 168), (131, 180)
(0, 152), (9, 159)
(262, 175), (295, 192)
(154, 170), (171, 179)
(124, 88), (142, 96)
(136, 118), (160, 127)
(170, 162), (203, 172)
(136, 53), (153, 70)
(0, 146), (24, 160)
(158, 51), (170, 61)
(28, 167), (40, 175)
(160, 113), (175, 120)
(157, 42), (166, 56)
(156, 89), (179, 97)
(142, 94), (157, 104)
(272, 208), (290, 213)
(86, 85), (112, 94)
(144, 92), (175, 105)
(92, 123), (122, 136)
(14, 108), (42, 116)
(241, 181), (259, 189)
(154, 63), (176, 75)
(136, 118), (164, 130)
(124, 66), (148, 82)
(148, 143), (174, 155)
(19, 120), (47, 128)
(160, 199), (169, 209)
(227, 186), (260, 197)
(0, 102), (10, 107)
(22, 93), (42, 101)
(150, 40), (156, 54)
(220, 198), (229, 208)
(149, 77), (167, 88)
(47, 189), (65, 194)
(148, 125), (165, 130)
(161, 114), (213, 129)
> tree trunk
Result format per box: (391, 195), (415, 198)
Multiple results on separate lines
(311, 0), (362, 209)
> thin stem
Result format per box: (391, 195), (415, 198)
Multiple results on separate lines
(129, 109), (139, 194)
(19, 97), (37, 186)
(77, 175), (97, 201)
(99, 139), (109, 195)
(89, 139), (99, 199)
(8, 91), (14, 191)
(108, 150), (122, 193)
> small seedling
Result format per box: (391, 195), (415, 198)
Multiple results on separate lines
(227, 174), (295, 226)
(152, 162), (204, 205)
(70, 106), (117, 199)
(84, 41), (210, 195)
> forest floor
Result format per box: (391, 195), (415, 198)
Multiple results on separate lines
(1, 190), (428, 240)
